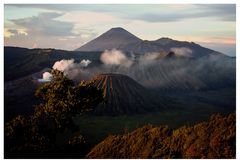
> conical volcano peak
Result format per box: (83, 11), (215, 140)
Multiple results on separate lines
(100, 27), (141, 40)
(75, 27), (141, 51)
(89, 73), (165, 115)
(109, 27), (127, 31)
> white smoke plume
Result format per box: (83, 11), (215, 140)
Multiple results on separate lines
(52, 59), (92, 71)
(52, 59), (75, 71)
(170, 47), (193, 57)
(100, 49), (133, 67)
(138, 53), (163, 66)
(37, 59), (93, 82)
(52, 59), (93, 80)
(38, 72), (53, 82)
(43, 72), (53, 80)
(80, 59), (92, 67)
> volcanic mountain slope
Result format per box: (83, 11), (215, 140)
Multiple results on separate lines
(120, 40), (164, 54)
(87, 113), (236, 159)
(124, 55), (236, 90)
(89, 73), (167, 115)
(76, 27), (142, 51)
(75, 27), (226, 58)
(152, 37), (225, 58)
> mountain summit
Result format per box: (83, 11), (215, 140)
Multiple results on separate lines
(75, 27), (141, 51)
(76, 27), (226, 57)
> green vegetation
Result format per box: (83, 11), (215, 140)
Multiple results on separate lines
(87, 113), (236, 159)
(5, 70), (103, 158)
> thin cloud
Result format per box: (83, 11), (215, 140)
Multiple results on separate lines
(7, 4), (236, 22)
(10, 12), (75, 37)
(5, 12), (98, 50)
(133, 4), (235, 22)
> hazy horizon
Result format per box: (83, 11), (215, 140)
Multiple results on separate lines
(4, 4), (236, 56)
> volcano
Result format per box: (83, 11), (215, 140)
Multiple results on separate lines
(75, 27), (226, 58)
(89, 73), (166, 115)
(76, 27), (141, 52)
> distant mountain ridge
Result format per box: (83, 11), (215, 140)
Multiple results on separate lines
(76, 27), (226, 57)
(4, 46), (103, 81)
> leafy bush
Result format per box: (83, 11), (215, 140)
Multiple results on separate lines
(5, 69), (103, 158)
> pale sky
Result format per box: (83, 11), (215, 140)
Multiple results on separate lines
(4, 4), (236, 56)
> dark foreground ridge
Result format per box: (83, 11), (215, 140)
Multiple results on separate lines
(87, 113), (236, 159)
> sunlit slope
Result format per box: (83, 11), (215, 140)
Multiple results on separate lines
(87, 113), (235, 159)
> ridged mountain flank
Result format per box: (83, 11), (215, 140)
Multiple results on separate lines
(89, 73), (166, 115)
